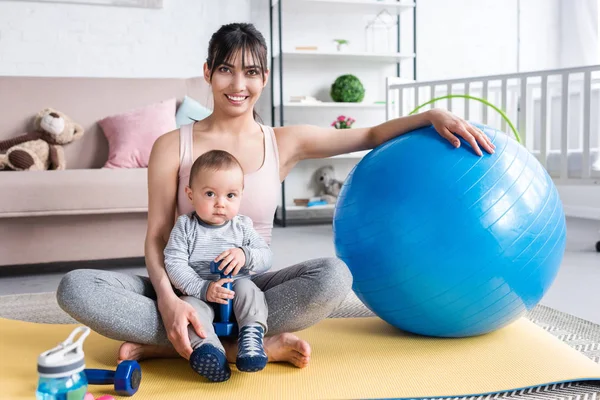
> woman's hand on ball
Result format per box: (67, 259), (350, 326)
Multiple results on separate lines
(428, 109), (495, 156)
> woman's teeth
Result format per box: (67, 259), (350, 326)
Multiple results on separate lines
(227, 95), (247, 101)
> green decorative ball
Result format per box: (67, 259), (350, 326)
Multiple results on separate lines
(330, 74), (365, 103)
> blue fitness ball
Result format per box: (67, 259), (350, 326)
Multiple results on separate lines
(333, 123), (566, 337)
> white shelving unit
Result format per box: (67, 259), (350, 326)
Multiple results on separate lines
(270, 0), (417, 226)
(274, 49), (415, 62)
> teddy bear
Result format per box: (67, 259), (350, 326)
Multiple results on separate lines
(0, 108), (84, 171)
(311, 165), (344, 204)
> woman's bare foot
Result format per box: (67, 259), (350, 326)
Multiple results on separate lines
(264, 333), (311, 368)
(117, 342), (179, 363)
(223, 333), (310, 368)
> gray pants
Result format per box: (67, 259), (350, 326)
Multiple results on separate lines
(56, 258), (352, 348)
(185, 278), (268, 354)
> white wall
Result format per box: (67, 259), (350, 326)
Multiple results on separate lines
(417, 0), (560, 80)
(516, 0), (561, 72)
(558, 0), (598, 68)
(0, 0), (252, 77)
(416, 0), (599, 75)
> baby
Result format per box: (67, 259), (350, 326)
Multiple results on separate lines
(164, 149), (271, 382)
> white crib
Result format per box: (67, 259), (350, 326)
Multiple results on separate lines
(385, 65), (600, 250)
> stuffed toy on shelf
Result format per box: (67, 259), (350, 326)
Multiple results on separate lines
(311, 165), (343, 204)
(0, 108), (84, 171)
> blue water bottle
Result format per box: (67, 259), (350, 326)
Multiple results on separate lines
(36, 326), (91, 400)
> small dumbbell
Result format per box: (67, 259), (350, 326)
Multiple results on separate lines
(210, 260), (238, 337)
(84, 360), (141, 397)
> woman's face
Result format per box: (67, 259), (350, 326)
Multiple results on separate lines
(205, 50), (269, 118)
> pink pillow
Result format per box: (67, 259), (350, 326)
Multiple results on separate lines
(100, 98), (177, 169)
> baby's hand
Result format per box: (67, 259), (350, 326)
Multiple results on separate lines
(214, 248), (246, 276)
(206, 278), (235, 304)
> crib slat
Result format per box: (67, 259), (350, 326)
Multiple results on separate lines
(386, 77), (393, 120)
(430, 85), (435, 110)
(540, 75), (548, 169)
(465, 82), (471, 120)
(501, 79), (507, 132)
(397, 87), (403, 120)
(582, 71), (592, 179)
(482, 80), (489, 124)
(560, 73), (569, 179)
(519, 77), (527, 148)
(447, 84), (452, 112)
(414, 86), (419, 115)
(397, 87), (402, 118)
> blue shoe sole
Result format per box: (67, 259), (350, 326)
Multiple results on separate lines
(236, 355), (268, 372)
(190, 344), (231, 382)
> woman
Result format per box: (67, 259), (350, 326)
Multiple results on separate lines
(56, 22), (494, 369)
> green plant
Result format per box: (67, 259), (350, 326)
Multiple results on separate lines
(330, 74), (365, 103)
(333, 39), (349, 45)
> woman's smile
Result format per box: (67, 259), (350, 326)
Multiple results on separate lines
(225, 94), (249, 105)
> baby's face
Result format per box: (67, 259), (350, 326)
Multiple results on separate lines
(187, 167), (244, 225)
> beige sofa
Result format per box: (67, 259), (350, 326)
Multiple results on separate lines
(0, 76), (211, 267)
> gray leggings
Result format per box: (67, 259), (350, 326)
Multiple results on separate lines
(55, 257), (352, 347)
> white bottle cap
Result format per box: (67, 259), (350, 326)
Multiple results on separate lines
(37, 326), (90, 378)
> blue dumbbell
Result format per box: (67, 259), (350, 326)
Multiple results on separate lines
(85, 360), (141, 396)
(210, 260), (238, 337)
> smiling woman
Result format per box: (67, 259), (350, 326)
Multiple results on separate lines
(204, 24), (269, 123)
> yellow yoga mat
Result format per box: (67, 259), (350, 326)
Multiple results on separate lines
(2, 316), (600, 400)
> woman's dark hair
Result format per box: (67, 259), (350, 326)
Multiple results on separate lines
(207, 23), (268, 122)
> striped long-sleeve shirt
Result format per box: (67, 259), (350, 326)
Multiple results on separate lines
(164, 212), (272, 302)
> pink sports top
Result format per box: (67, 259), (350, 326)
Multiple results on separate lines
(176, 122), (280, 244)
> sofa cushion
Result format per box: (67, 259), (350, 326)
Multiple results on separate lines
(0, 169), (148, 217)
(99, 98), (177, 169)
(175, 95), (212, 127)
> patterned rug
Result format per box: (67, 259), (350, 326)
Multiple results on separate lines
(1, 291), (599, 399)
